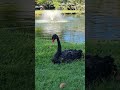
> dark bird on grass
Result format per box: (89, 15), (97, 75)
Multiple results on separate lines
(52, 34), (83, 64)
(86, 55), (117, 86)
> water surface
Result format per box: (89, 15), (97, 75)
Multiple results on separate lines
(35, 14), (85, 43)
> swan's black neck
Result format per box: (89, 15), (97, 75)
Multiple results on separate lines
(57, 38), (61, 53)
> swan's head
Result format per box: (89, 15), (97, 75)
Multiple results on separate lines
(52, 34), (58, 42)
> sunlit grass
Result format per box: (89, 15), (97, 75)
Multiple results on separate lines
(35, 36), (85, 90)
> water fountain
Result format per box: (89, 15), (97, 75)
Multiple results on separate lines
(35, 10), (68, 23)
(35, 10), (85, 43)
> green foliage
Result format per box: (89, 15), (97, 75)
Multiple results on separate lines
(52, 0), (61, 9)
(35, 0), (85, 11)
(35, 0), (46, 4)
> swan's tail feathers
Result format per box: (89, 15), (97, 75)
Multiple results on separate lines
(78, 50), (84, 58)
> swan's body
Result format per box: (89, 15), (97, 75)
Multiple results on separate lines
(86, 55), (117, 85)
(52, 34), (83, 64)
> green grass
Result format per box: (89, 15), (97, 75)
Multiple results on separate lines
(86, 40), (120, 90)
(87, 78), (120, 90)
(92, 80), (120, 90)
(86, 40), (120, 67)
(35, 36), (85, 90)
(0, 29), (34, 89)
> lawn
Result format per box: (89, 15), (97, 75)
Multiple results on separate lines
(0, 29), (34, 89)
(35, 36), (85, 90)
(86, 40), (120, 90)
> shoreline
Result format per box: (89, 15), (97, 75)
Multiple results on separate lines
(35, 10), (85, 16)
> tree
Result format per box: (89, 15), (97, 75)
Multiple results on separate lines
(52, 0), (61, 9)
(35, 0), (46, 4)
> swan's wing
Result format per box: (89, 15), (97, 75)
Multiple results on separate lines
(61, 50), (83, 59)
(61, 50), (73, 59)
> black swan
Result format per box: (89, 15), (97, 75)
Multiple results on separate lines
(86, 55), (117, 85)
(52, 34), (83, 64)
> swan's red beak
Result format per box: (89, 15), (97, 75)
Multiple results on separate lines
(52, 39), (54, 43)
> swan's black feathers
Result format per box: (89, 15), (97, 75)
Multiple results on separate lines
(51, 34), (83, 64)
(52, 52), (61, 64)
(61, 49), (83, 60)
(86, 55), (117, 85)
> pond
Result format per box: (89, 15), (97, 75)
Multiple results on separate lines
(35, 11), (85, 43)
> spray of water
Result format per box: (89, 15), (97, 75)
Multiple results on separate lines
(36, 10), (67, 23)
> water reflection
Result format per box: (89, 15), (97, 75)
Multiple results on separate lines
(35, 15), (85, 43)
(63, 31), (85, 43)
